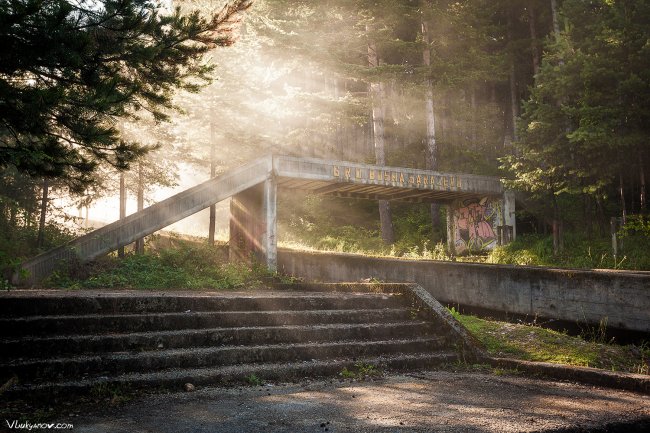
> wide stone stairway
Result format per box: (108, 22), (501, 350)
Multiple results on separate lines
(0, 284), (464, 400)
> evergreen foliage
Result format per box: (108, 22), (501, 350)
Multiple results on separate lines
(507, 0), (650, 225)
(2, 0), (650, 273)
(0, 0), (253, 190)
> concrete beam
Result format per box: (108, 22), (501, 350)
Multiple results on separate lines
(273, 156), (504, 198)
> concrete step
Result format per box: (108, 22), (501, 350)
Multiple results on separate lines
(1, 337), (447, 382)
(0, 308), (413, 337)
(0, 286), (464, 402)
(0, 321), (434, 359)
(0, 291), (404, 317)
(5, 352), (460, 401)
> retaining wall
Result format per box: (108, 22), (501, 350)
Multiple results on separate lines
(277, 249), (650, 333)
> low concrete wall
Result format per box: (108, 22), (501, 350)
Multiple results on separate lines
(277, 249), (650, 333)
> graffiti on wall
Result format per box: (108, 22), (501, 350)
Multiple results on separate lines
(453, 197), (501, 254)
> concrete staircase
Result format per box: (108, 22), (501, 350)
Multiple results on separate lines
(0, 285), (462, 401)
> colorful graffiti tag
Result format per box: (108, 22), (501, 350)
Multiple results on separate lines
(453, 197), (500, 254)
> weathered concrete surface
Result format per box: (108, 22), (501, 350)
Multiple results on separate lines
(0, 287), (461, 401)
(488, 357), (650, 395)
(277, 250), (650, 333)
(14, 155), (509, 286)
(275, 156), (513, 255)
(274, 155), (504, 201)
(13, 157), (273, 286)
(229, 177), (277, 270)
(71, 372), (650, 433)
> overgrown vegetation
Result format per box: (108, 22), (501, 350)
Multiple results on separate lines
(449, 308), (650, 375)
(485, 233), (650, 270)
(278, 193), (650, 270)
(279, 194), (449, 258)
(0, 218), (77, 283)
(45, 242), (295, 290)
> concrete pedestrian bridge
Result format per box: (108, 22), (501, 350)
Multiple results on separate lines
(14, 155), (514, 285)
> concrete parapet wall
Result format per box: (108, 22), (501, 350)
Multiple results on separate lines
(277, 249), (650, 333)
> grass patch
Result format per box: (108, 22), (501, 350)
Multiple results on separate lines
(339, 362), (383, 380)
(483, 233), (650, 270)
(451, 309), (650, 374)
(245, 374), (262, 386)
(278, 194), (650, 271)
(90, 382), (134, 406)
(46, 242), (297, 290)
(0, 222), (77, 287)
(281, 219), (650, 271)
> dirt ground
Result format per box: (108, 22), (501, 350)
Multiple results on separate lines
(60, 371), (650, 433)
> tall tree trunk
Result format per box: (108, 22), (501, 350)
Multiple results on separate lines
(583, 193), (593, 239)
(595, 193), (607, 236)
(367, 31), (395, 244)
(119, 172), (126, 258)
(36, 178), (49, 248)
(551, 190), (562, 255)
(550, 0), (561, 39)
(135, 163), (145, 254)
(640, 151), (646, 212)
(619, 172), (627, 224)
(509, 60), (519, 141)
(9, 204), (16, 227)
(470, 87), (478, 148)
(528, 1), (540, 74)
(421, 18), (441, 228)
(208, 120), (217, 245)
(507, 12), (519, 142)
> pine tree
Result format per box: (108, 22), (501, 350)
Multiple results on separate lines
(0, 0), (253, 190)
(507, 0), (650, 248)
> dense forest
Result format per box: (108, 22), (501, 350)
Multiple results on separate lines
(1, 0), (649, 275)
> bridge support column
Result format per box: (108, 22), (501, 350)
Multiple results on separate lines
(503, 190), (516, 242)
(446, 193), (515, 255)
(229, 176), (277, 271)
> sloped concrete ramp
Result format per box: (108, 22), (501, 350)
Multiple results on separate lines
(14, 157), (273, 285)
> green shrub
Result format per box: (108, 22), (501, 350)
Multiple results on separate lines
(46, 243), (285, 290)
(484, 232), (649, 270)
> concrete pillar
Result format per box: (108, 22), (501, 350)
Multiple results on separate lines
(503, 190), (516, 242)
(446, 196), (508, 255)
(446, 204), (456, 256)
(229, 177), (277, 270)
(264, 176), (277, 270)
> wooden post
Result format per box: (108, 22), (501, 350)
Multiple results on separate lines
(611, 217), (618, 262)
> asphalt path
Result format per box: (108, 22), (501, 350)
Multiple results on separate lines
(69, 371), (650, 433)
